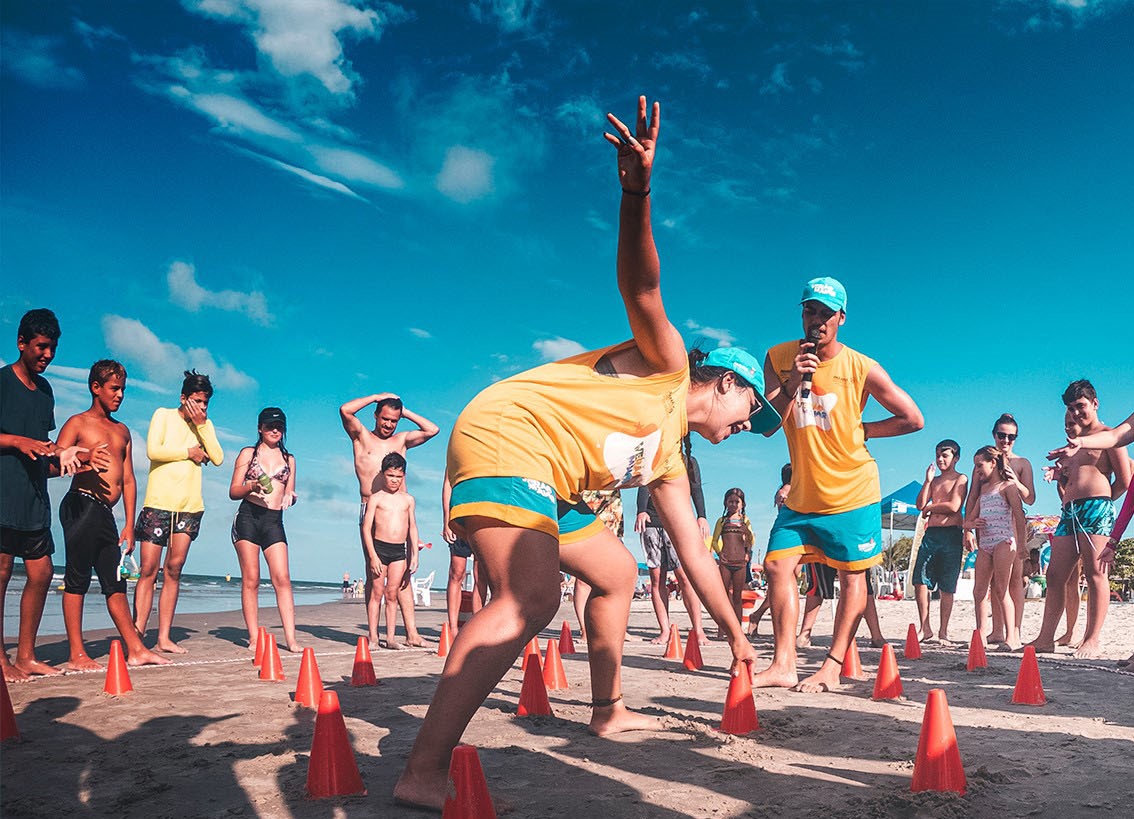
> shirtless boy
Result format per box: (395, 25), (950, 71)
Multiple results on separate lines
(913, 439), (968, 643)
(360, 453), (420, 649)
(55, 361), (169, 670)
(340, 392), (438, 647)
(1030, 380), (1130, 658)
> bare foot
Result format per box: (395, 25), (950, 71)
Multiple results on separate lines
(394, 765), (449, 812)
(3, 659), (32, 683)
(694, 630), (709, 645)
(1073, 639), (1102, 659)
(385, 641), (408, 651)
(649, 632), (667, 645)
(588, 702), (664, 737)
(920, 628), (934, 642)
(1055, 631), (1074, 647)
(1027, 639), (1056, 654)
(15, 658), (63, 677)
(988, 632), (1006, 644)
(155, 641), (188, 654)
(795, 634), (812, 648)
(128, 648), (173, 666)
(284, 642), (302, 653)
(404, 639), (431, 648)
(752, 663), (798, 689)
(64, 654), (103, 672)
(794, 664), (840, 694)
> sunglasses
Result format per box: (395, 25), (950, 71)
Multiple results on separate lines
(263, 422), (286, 432)
(994, 431), (1017, 442)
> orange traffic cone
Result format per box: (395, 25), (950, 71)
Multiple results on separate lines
(103, 639), (134, 696)
(910, 688), (966, 794)
(438, 622), (453, 658)
(350, 637), (377, 687)
(443, 744), (497, 818)
(305, 691), (367, 797)
(259, 634), (285, 682)
(520, 636), (540, 671)
(294, 647), (323, 708)
(904, 623), (922, 659)
(682, 630), (704, 671)
(872, 643), (903, 701)
(252, 626), (266, 667)
(719, 662), (758, 735)
(1011, 646), (1046, 705)
(663, 624), (681, 659)
(841, 638), (866, 680)
(517, 653), (552, 716)
(542, 639), (568, 690)
(1, 674), (19, 741)
(966, 629), (988, 672)
(558, 620), (576, 655)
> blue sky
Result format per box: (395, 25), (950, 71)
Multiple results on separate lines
(2, 0), (1131, 583)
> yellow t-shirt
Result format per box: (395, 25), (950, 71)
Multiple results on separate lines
(141, 407), (224, 513)
(767, 341), (879, 514)
(447, 341), (689, 501)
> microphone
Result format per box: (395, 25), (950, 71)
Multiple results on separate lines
(800, 328), (821, 399)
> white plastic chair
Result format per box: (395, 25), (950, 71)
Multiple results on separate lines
(413, 570), (435, 607)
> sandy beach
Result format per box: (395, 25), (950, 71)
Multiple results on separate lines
(3, 596), (1132, 818)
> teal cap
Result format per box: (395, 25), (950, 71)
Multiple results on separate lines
(801, 276), (847, 313)
(703, 347), (782, 434)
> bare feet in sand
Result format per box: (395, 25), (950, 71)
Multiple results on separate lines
(3, 659), (31, 683)
(156, 641), (188, 654)
(794, 664), (841, 694)
(404, 638), (431, 649)
(64, 654), (103, 672)
(752, 663), (798, 689)
(14, 658), (63, 677)
(795, 634), (812, 648)
(1027, 639), (1056, 654)
(394, 766), (449, 812)
(284, 642), (302, 653)
(1074, 639), (1103, 659)
(588, 702), (663, 737)
(384, 640), (408, 651)
(1055, 631), (1074, 647)
(128, 647), (173, 666)
(649, 632), (667, 645)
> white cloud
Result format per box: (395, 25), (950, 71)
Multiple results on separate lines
(469, 0), (541, 33)
(307, 145), (403, 189)
(555, 96), (605, 136)
(48, 364), (170, 394)
(102, 315), (257, 391)
(1, 31), (85, 89)
(436, 146), (495, 203)
(760, 62), (792, 96)
(654, 50), (712, 81)
(170, 87), (304, 142)
(684, 320), (735, 348)
(533, 336), (586, 361)
(167, 261), (274, 325)
(235, 147), (370, 201)
(408, 327), (432, 339)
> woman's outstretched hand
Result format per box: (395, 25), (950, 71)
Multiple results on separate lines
(605, 96), (659, 194)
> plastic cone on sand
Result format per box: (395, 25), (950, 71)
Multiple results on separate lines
(910, 688), (967, 794)
(438, 622), (453, 658)
(872, 643), (903, 700)
(682, 630), (704, 671)
(719, 662), (758, 735)
(258, 634), (285, 682)
(103, 639), (134, 696)
(1, 674), (20, 741)
(1011, 646), (1046, 705)
(517, 653), (552, 716)
(841, 638), (866, 680)
(521, 635), (539, 666)
(558, 620), (576, 656)
(966, 629), (988, 671)
(305, 691), (366, 798)
(294, 647), (323, 708)
(442, 744), (497, 819)
(663, 625), (681, 659)
(904, 623), (922, 659)
(351, 637), (378, 687)
(252, 626), (266, 667)
(542, 639), (568, 690)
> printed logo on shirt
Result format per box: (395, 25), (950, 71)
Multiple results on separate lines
(792, 388), (838, 432)
(603, 429), (662, 488)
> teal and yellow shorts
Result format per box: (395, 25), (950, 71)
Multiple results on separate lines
(765, 502), (883, 572)
(450, 477), (606, 545)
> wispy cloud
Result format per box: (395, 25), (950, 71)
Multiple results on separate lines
(684, 320), (735, 348)
(555, 95), (605, 136)
(436, 146), (495, 202)
(469, 0), (542, 34)
(533, 336), (586, 361)
(48, 364), (170, 394)
(102, 315), (257, 390)
(234, 146), (370, 201)
(1000, 0), (1134, 31)
(1, 30), (85, 89)
(760, 62), (792, 95)
(408, 327), (432, 339)
(654, 50), (712, 81)
(167, 261), (274, 325)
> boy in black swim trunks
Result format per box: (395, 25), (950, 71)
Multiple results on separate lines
(361, 453), (420, 649)
(913, 439), (968, 643)
(56, 361), (169, 670)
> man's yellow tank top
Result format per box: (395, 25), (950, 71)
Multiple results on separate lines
(768, 341), (879, 514)
(447, 340), (689, 501)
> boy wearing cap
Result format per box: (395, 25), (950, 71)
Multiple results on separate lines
(756, 277), (924, 693)
(913, 439), (968, 643)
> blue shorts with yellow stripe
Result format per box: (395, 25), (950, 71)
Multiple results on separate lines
(449, 477), (606, 545)
(765, 502), (883, 572)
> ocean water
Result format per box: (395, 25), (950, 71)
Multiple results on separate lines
(2, 572), (350, 638)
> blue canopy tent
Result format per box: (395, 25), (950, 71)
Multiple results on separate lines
(880, 480), (923, 545)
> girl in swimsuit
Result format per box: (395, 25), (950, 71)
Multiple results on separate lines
(228, 407), (300, 652)
(710, 488), (754, 624)
(966, 446), (1024, 648)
